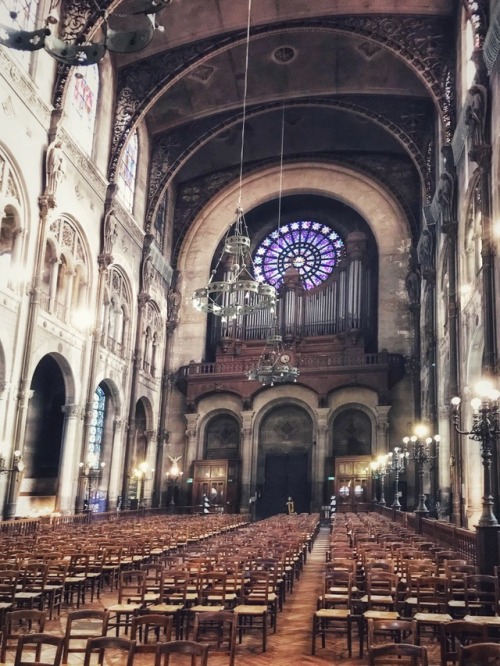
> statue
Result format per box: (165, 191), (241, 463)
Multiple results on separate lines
(466, 85), (487, 149)
(167, 287), (181, 324)
(141, 256), (154, 293)
(405, 267), (421, 306)
(437, 172), (454, 225)
(103, 207), (118, 255)
(418, 227), (435, 276)
(45, 137), (65, 199)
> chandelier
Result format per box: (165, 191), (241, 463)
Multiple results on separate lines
(191, 0), (275, 319)
(192, 205), (276, 318)
(247, 318), (299, 386)
(0, 0), (171, 66)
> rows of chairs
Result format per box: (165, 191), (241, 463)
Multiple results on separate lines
(312, 512), (500, 665)
(0, 511), (319, 663)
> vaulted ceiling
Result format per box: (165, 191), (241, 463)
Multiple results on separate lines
(59, 0), (457, 250)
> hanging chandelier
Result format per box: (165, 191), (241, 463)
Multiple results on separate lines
(247, 318), (299, 386)
(0, 0), (171, 66)
(191, 0), (275, 319)
(192, 205), (276, 318)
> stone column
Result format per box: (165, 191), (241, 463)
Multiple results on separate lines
(374, 406), (391, 454)
(56, 404), (81, 514)
(107, 418), (125, 511)
(144, 429), (156, 505)
(48, 257), (59, 314)
(183, 413), (198, 509)
(314, 408), (330, 512)
(239, 410), (254, 511)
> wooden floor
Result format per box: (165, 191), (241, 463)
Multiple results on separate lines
(9, 525), (443, 665)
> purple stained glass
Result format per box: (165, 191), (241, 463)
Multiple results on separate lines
(254, 220), (344, 290)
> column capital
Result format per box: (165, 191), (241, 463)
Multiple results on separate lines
(61, 404), (81, 418)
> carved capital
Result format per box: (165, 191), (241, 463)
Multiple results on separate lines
(61, 404), (81, 418)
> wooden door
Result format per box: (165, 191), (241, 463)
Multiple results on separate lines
(259, 452), (310, 518)
(335, 456), (372, 512)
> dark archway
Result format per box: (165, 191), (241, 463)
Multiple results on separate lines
(23, 355), (65, 512)
(257, 404), (313, 518)
(204, 414), (240, 460)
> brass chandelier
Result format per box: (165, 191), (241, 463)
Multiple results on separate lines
(247, 317), (299, 386)
(191, 0), (276, 319)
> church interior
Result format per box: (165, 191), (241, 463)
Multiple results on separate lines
(0, 0), (499, 540)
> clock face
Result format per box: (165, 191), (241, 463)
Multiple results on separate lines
(280, 354), (290, 363)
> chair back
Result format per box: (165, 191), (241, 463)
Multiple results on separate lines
(83, 636), (135, 666)
(459, 642), (500, 665)
(369, 642), (428, 666)
(154, 640), (209, 666)
(63, 609), (109, 663)
(131, 613), (173, 653)
(14, 633), (64, 666)
(441, 620), (487, 666)
(367, 618), (416, 648)
(193, 610), (236, 666)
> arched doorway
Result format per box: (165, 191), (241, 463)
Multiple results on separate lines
(21, 355), (65, 515)
(257, 405), (313, 518)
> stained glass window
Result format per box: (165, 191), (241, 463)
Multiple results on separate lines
(88, 385), (105, 463)
(254, 220), (344, 290)
(66, 65), (99, 154)
(118, 131), (138, 213)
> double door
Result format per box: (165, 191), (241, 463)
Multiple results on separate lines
(335, 455), (372, 512)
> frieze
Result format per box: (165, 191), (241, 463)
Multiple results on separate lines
(146, 95), (433, 227)
(112, 15), (455, 180)
(484, 1), (500, 73)
(59, 130), (108, 199)
(0, 50), (51, 126)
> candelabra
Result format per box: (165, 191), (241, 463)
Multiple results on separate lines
(0, 450), (24, 475)
(165, 456), (183, 508)
(403, 425), (440, 513)
(370, 460), (379, 503)
(79, 454), (105, 512)
(132, 462), (155, 508)
(451, 380), (499, 527)
(376, 454), (389, 506)
(387, 446), (408, 510)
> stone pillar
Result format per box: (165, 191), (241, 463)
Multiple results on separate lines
(314, 408), (330, 512)
(56, 404), (81, 514)
(438, 405), (451, 519)
(48, 257), (59, 314)
(107, 418), (125, 511)
(374, 406), (391, 454)
(144, 429), (156, 505)
(239, 410), (254, 511)
(184, 413), (199, 509)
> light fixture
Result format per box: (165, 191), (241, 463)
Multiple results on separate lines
(387, 446), (408, 510)
(451, 381), (499, 526)
(0, 0), (172, 66)
(247, 317), (299, 386)
(0, 449), (24, 474)
(404, 425), (439, 513)
(191, 0), (276, 319)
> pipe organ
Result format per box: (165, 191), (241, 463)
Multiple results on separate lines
(209, 231), (374, 358)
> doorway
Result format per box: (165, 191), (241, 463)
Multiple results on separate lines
(259, 452), (310, 518)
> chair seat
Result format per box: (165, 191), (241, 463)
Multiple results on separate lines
(360, 594), (394, 604)
(233, 604), (267, 615)
(149, 603), (184, 613)
(363, 610), (399, 620)
(107, 603), (142, 613)
(414, 612), (452, 623)
(315, 608), (350, 619)
(463, 615), (500, 625)
(190, 604), (225, 613)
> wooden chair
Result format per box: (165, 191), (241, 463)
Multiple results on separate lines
(43, 561), (68, 619)
(106, 570), (146, 636)
(131, 613), (173, 654)
(312, 571), (352, 656)
(14, 633), (64, 666)
(83, 636), (135, 666)
(192, 609), (236, 666)
(15, 562), (47, 610)
(462, 575), (499, 617)
(369, 642), (429, 666)
(440, 620), (487, 666)
(459, 642), (500, 665)
(62, 609), (109, 664)
(154, 639), (209, 666)
(233, 570), (269, 652)
(1, 609), (46, 662)
(367, 617), (416, 649)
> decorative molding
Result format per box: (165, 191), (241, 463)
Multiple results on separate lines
(111, 15), (455, 180)
(59, 129), (108, 200)
(147, 95), (433, 229)
(484, 1), (500, 73)
(0, 50), (51, 126)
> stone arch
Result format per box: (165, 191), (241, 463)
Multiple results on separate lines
(330, 407), (373, 457)
(203, 411), (241, 460)
(256, 401), (314, 517)
(174, 162), (411, 370)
